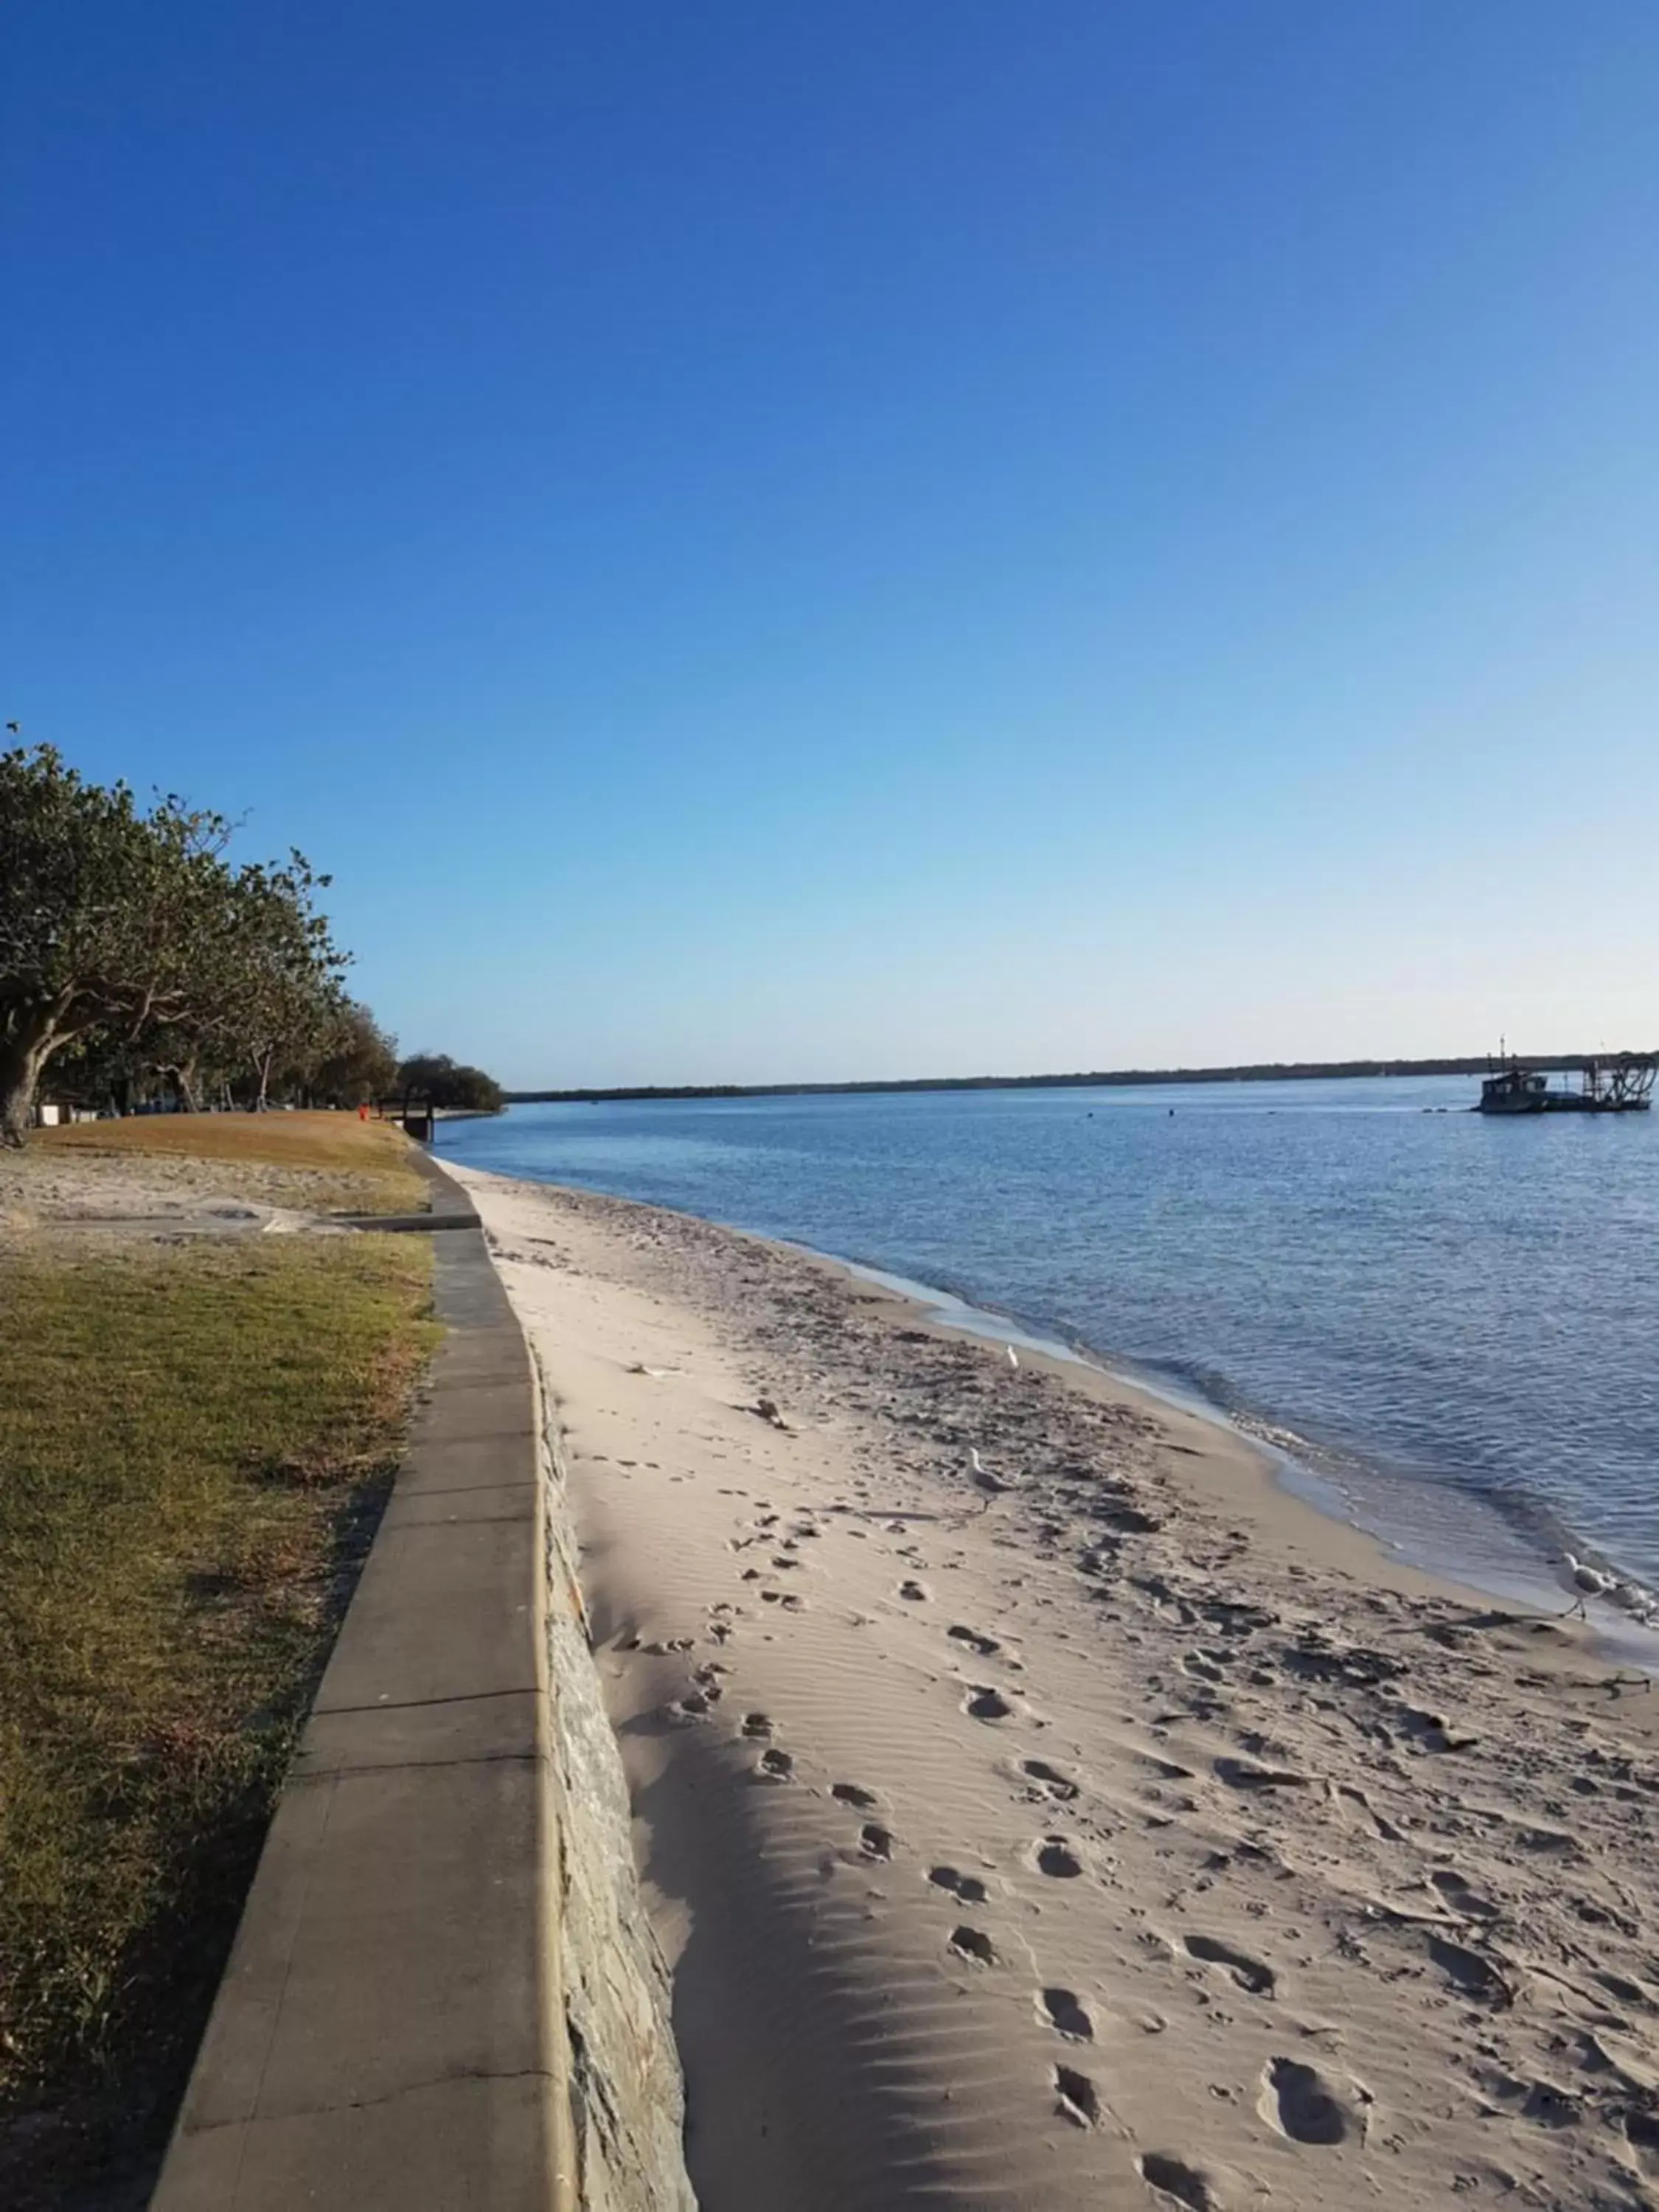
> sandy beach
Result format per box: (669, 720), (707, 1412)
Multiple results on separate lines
(451, 1159), (1659, 2211)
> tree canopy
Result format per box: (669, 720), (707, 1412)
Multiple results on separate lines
(396, 1053), (505, 1114)
(0, 744), (500, 1143)
(312, 1004), (401, 1108)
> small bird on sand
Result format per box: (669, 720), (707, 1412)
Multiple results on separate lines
(1562, 1551), (1629, 1618)
(1559, 1554), (1658, 1660)
(969, 1447), (1019, 1502)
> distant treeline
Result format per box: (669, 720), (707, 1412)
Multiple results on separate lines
(505, 1054), (1625, 1106)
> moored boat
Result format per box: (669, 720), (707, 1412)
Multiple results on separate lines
(1476, 1054), (1656, 1114)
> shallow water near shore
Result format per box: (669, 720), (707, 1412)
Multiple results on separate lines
(442, 1077), (1659, 1607)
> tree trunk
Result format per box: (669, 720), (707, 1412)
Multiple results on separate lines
(0, 1013), (61, 1149)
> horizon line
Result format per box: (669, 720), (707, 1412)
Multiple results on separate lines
(501, 1047), (1658, 1105)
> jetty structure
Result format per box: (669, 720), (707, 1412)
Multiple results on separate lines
(1477, 1051), (1657, 1114)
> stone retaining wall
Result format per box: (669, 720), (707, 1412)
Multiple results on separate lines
(536, 1350), (697, 2211)
(152, 1164), (694, 2210)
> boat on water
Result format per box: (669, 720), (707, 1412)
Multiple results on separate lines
(1476, 1053), (1657, 1115)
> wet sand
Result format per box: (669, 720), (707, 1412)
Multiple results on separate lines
(453, 1160), (1659, 2212)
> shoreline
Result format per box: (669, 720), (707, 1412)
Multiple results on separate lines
(442, 1093), (1659, 1628)
(824, 1248), (1511, 1593)
(819, 1247), (1659, 1661)
(475, 1160), (1484, 1615)
(452, 1159), (1659, 2211)
(452, 1149), (1650, 1655)
(771, 1235), (1495, 1627)
(787, 1228), (1659, 1674)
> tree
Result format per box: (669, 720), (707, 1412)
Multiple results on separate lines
(397, 1051), (504, 1114)
(1, 746), (229, 1146)
(0, 745), (348, 1144)
(41, 1024), (144, 1117)
(311, 1002), (400, 1107)
(223, 855), (349, 1109)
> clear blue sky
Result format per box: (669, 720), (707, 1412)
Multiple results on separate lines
(6, 4), (1656, 1085)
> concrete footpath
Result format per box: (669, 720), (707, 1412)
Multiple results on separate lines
(153, 1164), (693, 2211)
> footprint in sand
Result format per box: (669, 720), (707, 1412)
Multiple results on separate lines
(1138, 2151), (1229, 2209)
(1183, 1933), (1276, 1997)
(755, 1747), (795, 1782)
(898, 1579), (931, 1601)
(947, 1624), (1001, 1656)
(741, 1712), (773, 1740)
(929, 1865), (990, 1905)
(831, 1781), (880, 1808)
(1021, 1758), (1080, 1803)
(673, 1689), (718, 1719)
(1627, 2111), (1659, 2174)
(947, 1924), (998, 1966)
(1054, 2064), (1101, 2128)
(1259, 2056), (1367, 2146)
(1427, 1932), (1512, 2006)
(1214, 1756), (1310, 1792)
(1135, 1750), (1195, 1784)
(1398, 1705), (1477, 1755)
(1596, 1969), (1658, 2011)
(1430, 1868), (1499, 1920)
(1333, 1783), (1405, 1843)
(1033, 1838), (1085, 1879)
(860, 1823), (895, 1861)
(1040, 1987), (1094, 2041)
(966, 1686), (1014, 1722)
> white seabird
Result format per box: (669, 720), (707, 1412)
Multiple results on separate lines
(1562, 1551), (1618, 1618)
(969, 1446), (1019, 1500)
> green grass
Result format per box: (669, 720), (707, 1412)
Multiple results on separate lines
(39, 1110), (428, 1215)
(0, 1235), (439, 2202)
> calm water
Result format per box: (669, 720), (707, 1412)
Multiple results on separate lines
(442, 1079), (1659, 1603)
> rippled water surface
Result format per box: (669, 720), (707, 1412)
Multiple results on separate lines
(442, 1079), (1659, 1596)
